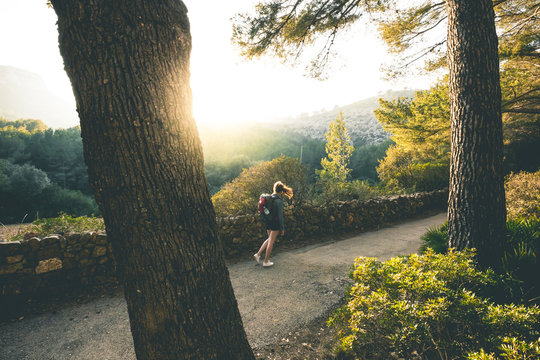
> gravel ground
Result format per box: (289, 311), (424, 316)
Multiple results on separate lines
(0, 212), (446, 360)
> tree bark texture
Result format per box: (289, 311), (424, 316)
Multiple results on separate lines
(50, 1), (254, 359)
(445, 0), (506, 266)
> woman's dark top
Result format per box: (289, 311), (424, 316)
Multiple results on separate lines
(266, 194), (284, 231)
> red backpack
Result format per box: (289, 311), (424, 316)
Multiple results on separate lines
(258, 194), (275, 223)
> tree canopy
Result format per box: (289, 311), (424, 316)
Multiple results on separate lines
(232, 0), (539, 114)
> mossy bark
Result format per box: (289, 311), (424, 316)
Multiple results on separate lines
(50, 1), (254, 358)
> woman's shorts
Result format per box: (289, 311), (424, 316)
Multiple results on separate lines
(265, 220), (280, 231)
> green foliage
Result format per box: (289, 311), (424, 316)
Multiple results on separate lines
(420, 217), (540, 305)
(24, 126), (91, 194)
(0, 161), (98, 224)
(212, 155), (307, 216)
(0, 118), (48, 133)
(318, 112), (354, 184)
(375, 82), (451, 162)
(374, 77), (536, 192)
(329, 250), (540, 360)
(317, 179), (377, 202)
(501, 218), (540, 304)
(350, 138), (392, 182)
(0, 123), (91, 194)
(419, 222), (448, 255)
(467, 337), (540, 360)
(200, 123), (327, 187)
(377, 145), (449, 192)
(10, 213), (105, 240)
(205, 155), (253, 194)
(374, 82), (451, 192)
(505, 171), (540, 221)
(8, 163), (51, 198)
(39, 185), (100, 218)
(314, 113), (388, 202)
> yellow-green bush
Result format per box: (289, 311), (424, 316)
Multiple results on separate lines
(329, 250), (540, 360)
(505, 170), (540, 220)
(377, 145), (449, 192)
(211, 155), (307, 216)
(467, 337), (540, 360)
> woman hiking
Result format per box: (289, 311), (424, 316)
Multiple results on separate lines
(253, 181), (293, 267)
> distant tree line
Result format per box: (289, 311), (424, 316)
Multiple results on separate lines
(0, 118), (98, 224)
(0, 117), (391, 223)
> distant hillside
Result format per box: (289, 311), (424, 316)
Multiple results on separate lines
(0, 65), (78, 129)
(276, 89), (416, 146)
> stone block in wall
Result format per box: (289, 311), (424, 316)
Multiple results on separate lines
(38, 236), (62, 260)
(96, 233), (108, 245)
(62, 257), (76, 270)
(21, 237), (40, 252)
(41, 235), (60, 247)
(92, 246), (107, 257)
(6, 254), (23, 264)
(79, 232), (94, 246)
(78, 258), (95, 267)
(66, 233), (82, 247)
(0, 241), (22, 259)
(232, 237), (242, 244)
(35, 258), (63, 274)
(0, 262), (23, 275)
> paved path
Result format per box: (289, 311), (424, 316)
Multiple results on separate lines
(0, 213), (446, 360)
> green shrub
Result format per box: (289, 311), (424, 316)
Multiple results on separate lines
(316, 179), (377, 202)
(467, 337), (540, 360)
(420, 219), (540, 304)
(211, 155), (307, 216)
(38, 185), (100, 218)
(10, 213), (105, 240)
(505, 171), (540, 220)
(500, 218), (540, 304)
(419, 222), (448, 254)
(329, 250), (540, 360)
(377, 145), (449, 192)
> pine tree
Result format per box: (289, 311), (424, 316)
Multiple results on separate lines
(319, 112), (354, 184)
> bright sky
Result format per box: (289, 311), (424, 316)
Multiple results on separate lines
(0, 0), (434, 127)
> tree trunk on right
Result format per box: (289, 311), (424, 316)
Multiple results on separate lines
(446, 0), (506, 267)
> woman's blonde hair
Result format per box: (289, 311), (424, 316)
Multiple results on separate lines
(273, 181), (293, 199)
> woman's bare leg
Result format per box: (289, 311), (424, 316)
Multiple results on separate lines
(256, 230), (272, 257)
(257, 239), (269, 256)
(263, 230), (279, 263)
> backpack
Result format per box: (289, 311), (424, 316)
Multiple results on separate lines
(258, 194), (276, 224)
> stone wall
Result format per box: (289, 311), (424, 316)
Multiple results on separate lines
(0, 190), (447, 301)
(219, 189), (447, 256)
(0, 232), (114, 300)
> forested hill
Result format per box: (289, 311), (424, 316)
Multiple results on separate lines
(275, 89), (415, 146)
(0, 66), (78, 129)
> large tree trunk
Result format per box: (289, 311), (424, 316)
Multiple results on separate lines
(445, 0), (506, 267)
(50, 1), (254, 359)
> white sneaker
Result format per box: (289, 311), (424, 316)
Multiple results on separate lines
(262, 261), (274, 267)
(253, 254), (261, 264)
